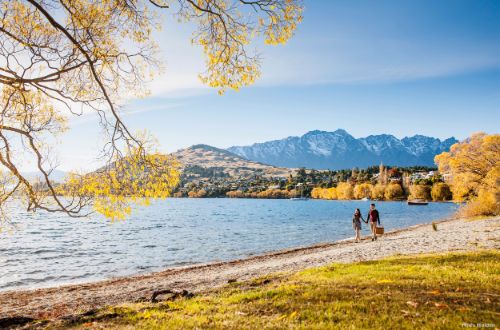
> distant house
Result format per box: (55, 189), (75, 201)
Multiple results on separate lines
(442, 172), (453, 182)
(410, 172), (427, 181)
(409, 171), (439, 182)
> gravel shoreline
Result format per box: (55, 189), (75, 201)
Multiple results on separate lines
(1, 216), (499, 320)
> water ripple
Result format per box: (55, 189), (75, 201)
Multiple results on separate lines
(0, 199), (457, 291)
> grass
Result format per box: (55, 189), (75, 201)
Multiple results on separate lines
(50, 251), (499, 329)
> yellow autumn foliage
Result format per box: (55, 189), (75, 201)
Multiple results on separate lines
(408, 185), (432, 201)
(431, 183), (453, 201)
(371, 184), (386, 200)
(435, 133), (500, 216)
(0, 0), (303, 223)
(310, 188), (322, 199)
(186, 0), (302, 94)
(324, 187), (338, 200)
(384, 184), (404, 201)
(353, 183), (373, 199)
(226, 189), (296, 199)
(336, 182), (354, 200)
(310, 187), (337, 200)
(60, 147), (180, 220)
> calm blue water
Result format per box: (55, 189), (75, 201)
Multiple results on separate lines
(0, 199), (457, 291)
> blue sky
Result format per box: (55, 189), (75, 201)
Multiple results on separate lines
(58, 0), (500, 171)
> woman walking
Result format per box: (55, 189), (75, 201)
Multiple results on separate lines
(352, 208), (365, 243)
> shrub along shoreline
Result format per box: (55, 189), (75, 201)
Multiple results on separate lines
(310, 181), (453, 202)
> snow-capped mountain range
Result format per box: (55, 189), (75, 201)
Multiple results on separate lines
(227, 129), (458, 170)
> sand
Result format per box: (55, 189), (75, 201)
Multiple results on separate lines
(1, 216), (499, 321)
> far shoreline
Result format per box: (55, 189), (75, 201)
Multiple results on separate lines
(166, 197), (460, 203)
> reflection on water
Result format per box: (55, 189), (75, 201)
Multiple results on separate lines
(0, 199), (457, 291)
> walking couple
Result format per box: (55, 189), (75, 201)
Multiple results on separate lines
(352, 203), (381, 243)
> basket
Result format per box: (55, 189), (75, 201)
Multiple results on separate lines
(375, 226), (385, 235)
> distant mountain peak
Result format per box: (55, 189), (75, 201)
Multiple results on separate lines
(332, 128), (350, 135)
(182, 144), (241, 158)
(189, 144), (225, 152)
(227, 130), (458, 170)
(304, 129), (350, 137)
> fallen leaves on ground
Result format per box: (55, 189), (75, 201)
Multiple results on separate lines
(434, 302), (448, 309)
(406, 301), (419, 308)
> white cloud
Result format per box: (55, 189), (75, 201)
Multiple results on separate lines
(140, 15), (500, 96)
(257, 37), (500, 86)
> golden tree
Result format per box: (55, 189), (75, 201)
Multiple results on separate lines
(0, 0), (303, 223)
(384, 183), (403, 200)
(353, 183), (373, 199)
(431, 182), (452, 201)
(311, 187), (338, 200)
(310, 187), (322, 199)
(325, 187), (338, 200)
(435, 133), (500, 216)
(336, 182), (353, 200)
(408, 184), (431, 201)
(371, 184), (386, 200)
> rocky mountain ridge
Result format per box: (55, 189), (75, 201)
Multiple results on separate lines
(227, 129), (457, 169)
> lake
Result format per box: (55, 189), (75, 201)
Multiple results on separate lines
(0, 199), (457, 291)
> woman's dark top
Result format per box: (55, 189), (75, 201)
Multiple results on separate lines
(352, 213), (363, 230)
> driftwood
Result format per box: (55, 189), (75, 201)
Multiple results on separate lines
(151, 289), (194, 303)
(0, 316), (35, 329)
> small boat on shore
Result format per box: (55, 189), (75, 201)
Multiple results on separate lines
(408, 200), (429, 205)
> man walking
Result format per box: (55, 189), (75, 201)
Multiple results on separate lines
(367, 203), (381, 241)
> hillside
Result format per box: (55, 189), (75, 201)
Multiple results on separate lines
(228, 129), (458, 169)
(21, 169), (68, 183)
(172, 144), (293, 181)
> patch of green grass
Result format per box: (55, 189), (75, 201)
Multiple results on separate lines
(56, 251), (500, 329)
